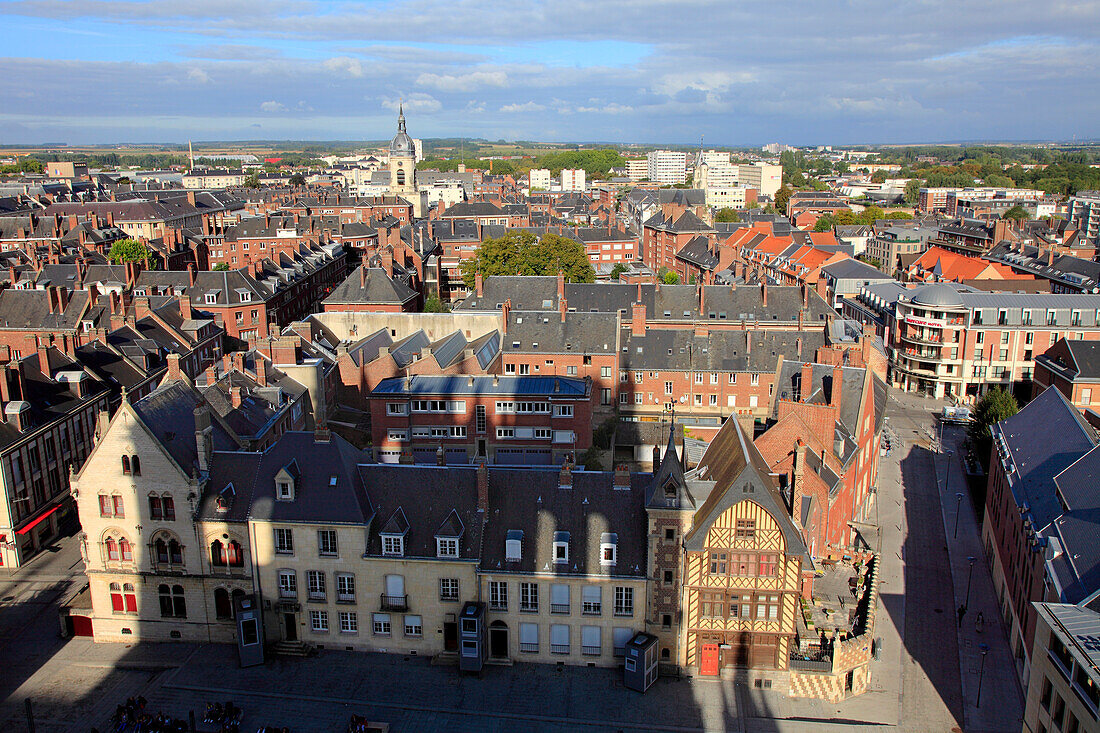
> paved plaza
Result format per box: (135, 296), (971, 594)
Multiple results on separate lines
(0, 393), (1026, 732)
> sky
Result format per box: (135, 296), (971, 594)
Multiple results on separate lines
(1, 0), (1098, 146)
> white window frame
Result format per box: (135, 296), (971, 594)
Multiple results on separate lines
(381, 534), (404, 557)
(372, 613), (391, 635)
(339, 611), (358, 633)
(437, 537), (459, 558)
(336, 573), (355, 602)
(439, 577), (459, 601)
(310, 609), (329, 632)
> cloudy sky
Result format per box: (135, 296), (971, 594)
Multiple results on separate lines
(1, 0), (1098, 146)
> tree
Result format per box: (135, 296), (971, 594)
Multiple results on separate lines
(609, 263), (628, 281)
(459, 230), (595, 289)
(212, 262), (230, 271)
(968, 388), (1019, 472)
(813, 215), (835, 232)
(714, 207), (741, 223)
(423, 294), (449, 313)
(904, 179), (921, 205)
(244, 172), (261, 188)
(774, 185), (793, 213)
(870, 170), (886, 183)
(886, 211), (914, 220)
(107, 238), (151, 265)
(662, 270), (680, 285)
(289, 172), (306, 186)
(1001, 205), (1030, 223)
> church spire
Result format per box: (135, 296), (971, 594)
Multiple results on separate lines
(398, 102), (406, 133)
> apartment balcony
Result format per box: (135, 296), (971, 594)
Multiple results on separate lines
(550, 644), (570, 655)
(898, 329), (945, 347)
(582, 603), (602, 616)
(379, 594), (408, 612)
(582, 645), (601, 656)
(789, 649), (833, 672)
(550, 603), (570, 615)
(519, 642), (538, 653)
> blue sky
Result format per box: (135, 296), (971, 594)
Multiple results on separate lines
(1, 0), (1098, 145)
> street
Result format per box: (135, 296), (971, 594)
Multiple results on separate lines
(0, 392), (1024, 732)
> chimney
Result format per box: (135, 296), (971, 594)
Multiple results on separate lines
(179, 294), (192, 320)
(360, 262), (367, 288)
(792, 439), (808, 517)
(502, 298), (511, 335)
(631, 301), (646, 337)
(800, 362), (813, 401)
(559, 295), (567, 323)
(862, 324), (873, 364)
(796, 337), (803, 359)
(801, 282), (809, 309)
(830, 365), (843, 408)
(194, 405), (212, 472)
(474, 269), (484, 298)
(557, 270), (565, 303)
(255, 357), (267, 387)
(1048, 247), (1055, 267)
(761, 281), (768, 307)
(613, 463), (630, 489)
(0, 364), (9, 405)
(477, 460), (489, 511)
(314, 424), (331, 443)
(652, 443), (661, 474)
(230, 386), (243, 409)
(166, 352), (182, 381)
(559, 458), (573, 489)
(187, 263), (196, 287)
(436, 444), (446, 466)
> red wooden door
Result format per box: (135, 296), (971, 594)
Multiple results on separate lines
(71, 615), (93, 637)
(700, 643), (720, 676)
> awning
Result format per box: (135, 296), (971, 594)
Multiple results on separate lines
(16, 504), (61, 536)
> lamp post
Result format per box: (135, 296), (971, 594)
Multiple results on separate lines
(953, 491), (964, 539)
(965, 556), (977, 608)
(976, 643), (990, 708)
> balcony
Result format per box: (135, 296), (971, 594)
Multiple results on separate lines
(582, 645), (601, 656)
(520, 603), (538, 614)
(898, 329), (944, 347)
(519, 642), (538, 653)
(550, 603), (570, 615)
(613, 606), (633, 618)
(550, 644), (570, 655)
(379, 594), (408, 612)
(789, 650), (833, 672)
(582, 602), (602, 616)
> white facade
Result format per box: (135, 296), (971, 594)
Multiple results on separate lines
(646, 151), (689, 185)
(705, 186), (753, 209)
(698, 150), (730, 168)
(696, 163), (739, 190)
(560, 169), (586, 192)
(413, 139), (424, 163)
(737, 163), (782, 198)
(625, 160), (648, 182)
(529, 168), (552, 190)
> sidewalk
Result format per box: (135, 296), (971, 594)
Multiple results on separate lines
(935, 426), (1024, 733)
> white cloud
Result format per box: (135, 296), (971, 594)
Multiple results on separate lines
(416, 70), (507, 92)
(576, 102), (634, 114)
(260, 100), (287, 112)
(381, 93), (441, 114)
(499, 101), (546, 113)
(187, 67), (210, 84)
(323, 56), (364, 78)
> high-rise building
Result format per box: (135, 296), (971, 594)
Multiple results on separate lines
(737, 163), (782, 198)
(560, 169), (586, 191)
(646, 150), (689, 185)
(529, 168), (551, 190)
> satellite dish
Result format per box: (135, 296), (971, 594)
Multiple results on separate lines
(679, 395), (687, 403)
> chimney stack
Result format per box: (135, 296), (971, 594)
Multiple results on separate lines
(761, 282), (768, 307)
(631, 301), (646, 337)
(475, 270), (483, 298)
(230, 386), (243, 409)
(613, 463), (630, 489)
(831, 365), (843, 408)
(800, 362), (813, 401)
(166, 352), (182, 381)
(194, 405), (212, 472)
(559, 458), (573, 489)
(477, 461), (489, 511)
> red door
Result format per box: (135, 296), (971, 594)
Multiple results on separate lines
(700, 643), (720, 676)
(71, 616), (93, 637)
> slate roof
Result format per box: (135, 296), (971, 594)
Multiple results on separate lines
(480, 467), (649, 577)
(820, 258), (892, 282)
(1035, 340), (1100, 383)
(131, 381), (240, 476)
(504, 311), (618, 356)
(621, 329), (825, 372)
(323, 266), (418, 306)
(373, 374), (589, 398)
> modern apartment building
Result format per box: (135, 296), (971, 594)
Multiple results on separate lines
(561, 169), (586, 192)
(647, 151), (690, 185)
(737, 163), (783, 198)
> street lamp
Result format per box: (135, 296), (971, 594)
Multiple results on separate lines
(964, 556), (977, 608)
(953, 491), (964, 540)
(976, 643), (990, 708)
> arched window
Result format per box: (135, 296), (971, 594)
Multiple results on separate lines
(106, 538), (119, 561)
(122, 583), (136, 612)
(163, 495), (176, 521)
(121, 455), (131, 475)
(155, 538), (169, 565)
(397, 170), (406, 186)
(226, 540), (243, 568)
(131, 456), (141, 476)
(159, 584), (173, 617)
(119, 539), (133, 562)
(169, 539), (183, 565)
(172, 585), (186, 617)
(109, 582), (123, 612)
(210, 540), (226, 567)
(149, 495), (163, 520)
(214, 588), (231, 620)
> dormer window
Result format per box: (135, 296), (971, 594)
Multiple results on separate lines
(274, 460), (298, 501)
(505, 529), (523, 562)
(553, 531), (570, 564)
(276, 480), (293, 501)
(236, 289), (251, 303)
(216, 483), (235, 512)
(436, 537), (458, 558)
(663, 477), (677, 499)
(600, 533), (618, 566)
(382, 535), (404, 556)
(205, 291), (218, 305)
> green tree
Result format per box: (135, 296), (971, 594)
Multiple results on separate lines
(813, 215), (835, 232)
(858, 205), (885, 224)
(870, 170), (886, 183)
(609, 263), (628, 281)
(968, 388), (1019, 472)
(886, 211), (914, 220)
(289, 172), (306, 186)
(984, 174), (1014, 188)
(904, 179), (921, 205)
(1001, 205), (1030, 222)
(212, 262), (230, 271)
(244, 172), (261, 188)
(662, 270), (680, 285)
(107, 238), (151, 265)
(459, 230), (595, 289)
(774, 185), (793, 213)
(714, 207), (741, 223)
(423, 294), (449, 313)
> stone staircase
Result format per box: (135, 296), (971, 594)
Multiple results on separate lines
(272, 640), (316, 657)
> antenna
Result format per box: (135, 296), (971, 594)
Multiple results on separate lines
(188, 140), (194, 171)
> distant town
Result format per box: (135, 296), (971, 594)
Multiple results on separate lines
(1, 111), (1099, 732)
